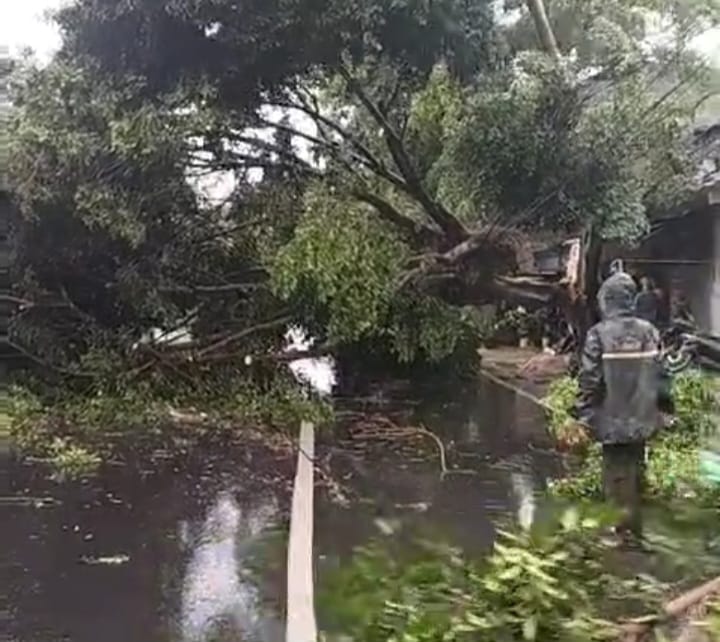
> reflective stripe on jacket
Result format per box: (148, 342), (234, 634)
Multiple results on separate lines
(575, 272), (670, 444)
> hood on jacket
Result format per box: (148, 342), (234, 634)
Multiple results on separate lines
(597, 271), (637, 320)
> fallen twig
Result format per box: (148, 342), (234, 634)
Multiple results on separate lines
(619, 575), (720, 641)
(350, 415), (477, 479)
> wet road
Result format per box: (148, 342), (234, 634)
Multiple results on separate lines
(3, 378), (560, 642)
(315, 377), (559, 575)
(3, 455), (287, 642)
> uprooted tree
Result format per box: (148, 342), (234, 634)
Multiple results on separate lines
(6, 0), (720, 385)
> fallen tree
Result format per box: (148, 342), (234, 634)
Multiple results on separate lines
(5, 0), (719, 380)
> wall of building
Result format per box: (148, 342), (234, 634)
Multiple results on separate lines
(709, 197), (720, 335)
(611, 206), (717, 331)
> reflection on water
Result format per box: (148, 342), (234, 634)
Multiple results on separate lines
(510, 471), (536, 530)
(4, 377), (560, 642)
(180, 491), (281, 642)
(314, 379), (559, 584)
(4, 457), (286, 642)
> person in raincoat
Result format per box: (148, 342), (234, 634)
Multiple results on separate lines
(634, 276), (660, 326)
(574, 270), (672, 535)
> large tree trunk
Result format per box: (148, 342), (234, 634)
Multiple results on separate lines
(582, 227), (603, 336)
(525, 0), (561, 59)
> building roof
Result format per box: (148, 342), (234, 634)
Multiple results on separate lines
(651, 120), (720, 223)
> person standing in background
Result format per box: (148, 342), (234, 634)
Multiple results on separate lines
(573, 271), (673, 537)
(635, 276), (660, 326)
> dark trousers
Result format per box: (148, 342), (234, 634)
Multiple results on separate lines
(602, 442), (645, 536)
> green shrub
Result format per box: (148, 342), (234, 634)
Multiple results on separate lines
(543, 376), (593, 451)
(671, 370), (717, 438)
(548, 371), (720, 501)
(490, 306), (539, 344)
(8, 372), (333, 479)
(702, 600), (720, 638)
(544, 376), (579, 436)
(320, 507), (634, 642)
(49, 438), (102, 481)
(549, 445), (603, 499)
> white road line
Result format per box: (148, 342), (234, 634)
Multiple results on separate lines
(286, 420), (316, 642)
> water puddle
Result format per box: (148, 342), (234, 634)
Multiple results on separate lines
(3, 455), (287, 642)
(5, 374), (716, 641)
(314, 378), (560, 578)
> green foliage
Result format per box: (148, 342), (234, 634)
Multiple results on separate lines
(548, 371), (720, 500)
(431, 56), (699, 243)
(7, 385), (46, 453)
(6, 58), (300, 382)
(503, 0), (720, 68)
(671, 370), (718, 437)
(545, 376), (581, 437)
(218, 376), (334, 430)
(56, 0), (497, 107)
(491, 305), (539, 343)
(646, 372), (719, 500)
(272, 185), (409, 343)
(8, 371), (333, 478)
(385, 294), (484, 364)
(6, 0), (719, 414)
(273, 185), (485, 364)
(549, 444), (604, 499)
(646, 432), (705, 500)
(543, 376), (593, 452)
(433, 64), (577, 227)
(405, 65), (464, 179)
(551, 435), (718, 501)
(16, 0), (712, 383)
(48, 438), (102, 481)
(702, 600), (720, 639)
(320, 508), (626, 642)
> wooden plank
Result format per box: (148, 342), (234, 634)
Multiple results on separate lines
(286, 420), (316, 642)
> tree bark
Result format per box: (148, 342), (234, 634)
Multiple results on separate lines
(525, 0), (561, 59)
(340, 66), (469, 243)
(582, 227), (604, 336)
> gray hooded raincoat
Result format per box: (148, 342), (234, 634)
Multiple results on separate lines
(576, 272), (671, 444)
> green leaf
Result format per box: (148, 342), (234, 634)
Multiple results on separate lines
(523, 615), (538, 641)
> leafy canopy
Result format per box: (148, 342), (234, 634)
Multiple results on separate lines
(6, 0), (720, 374)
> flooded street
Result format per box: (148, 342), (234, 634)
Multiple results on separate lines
(3, 378), (565, 642)
(4, 453), (289, 642)
(316, 377), (560, 563)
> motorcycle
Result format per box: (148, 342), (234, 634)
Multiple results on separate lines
(660, 319), (720, 374)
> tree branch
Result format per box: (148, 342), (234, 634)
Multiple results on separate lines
(0, 294), (33, 307)
(525, 0), (561, 59)
(264, 100), (409, 190)
(158, 281), (265, 295)
(395, 225), (521, 291)
(353, 190), (440, 243)
(339, 67), (468, 242)
(196, 315), (292, 358)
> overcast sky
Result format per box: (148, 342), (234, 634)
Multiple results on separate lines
(1, 0), (66, 62)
